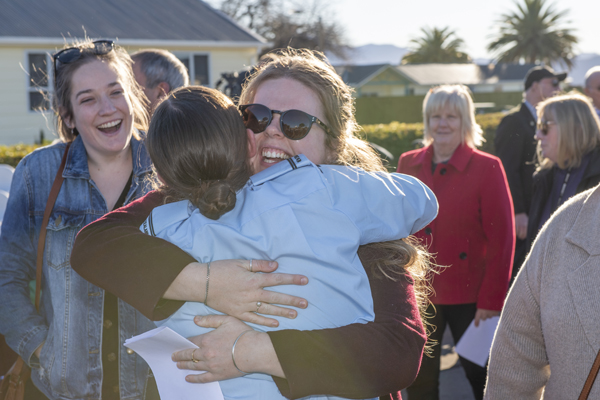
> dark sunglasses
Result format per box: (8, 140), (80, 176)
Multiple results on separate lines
(537, 120), (556, 135)
(52, 40), (114, 78)
(239, 104), (334, 140)
(551, 79), (560, 87)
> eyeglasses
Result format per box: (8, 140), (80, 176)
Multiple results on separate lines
(239, 103), (334, 140)
(551, 79), (560, 87)
(52, 40), (114, 78)
(537, 120), (556, 135)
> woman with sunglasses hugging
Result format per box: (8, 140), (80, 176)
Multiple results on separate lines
(137, 85), (437, 400)
(484, 94), (600, 398)
(72, 49), (435, 399)
(0, 40), (156, 400)
(524, 91), (600, 249)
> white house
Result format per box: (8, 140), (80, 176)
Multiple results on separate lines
(0, 0), (267, 144)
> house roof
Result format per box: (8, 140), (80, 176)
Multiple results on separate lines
(335, 64), (391, 86)
(396, 64), (484, 85)
(0, 0), (266, 46)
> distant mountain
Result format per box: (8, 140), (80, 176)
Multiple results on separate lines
(326, 44), (409, 66)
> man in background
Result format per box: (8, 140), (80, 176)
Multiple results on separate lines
(131, 49), (189, 113)
(584, 67), (600, 116)
(494, 66), (566, 278)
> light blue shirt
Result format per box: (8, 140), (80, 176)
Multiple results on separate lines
(141, 155), (438, 400)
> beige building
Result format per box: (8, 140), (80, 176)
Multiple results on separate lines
(0, 0), (266, 144)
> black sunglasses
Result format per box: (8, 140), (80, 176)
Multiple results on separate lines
(551, 79), (560, 87)
(537, 120), (556, 135)
(52, 40), (114, 78)
(240, 104), (334, 140)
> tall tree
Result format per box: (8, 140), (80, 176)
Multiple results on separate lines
(215, 0), (347, 57)
(487, 0), (578, 68)
(401, 27), (471, 64)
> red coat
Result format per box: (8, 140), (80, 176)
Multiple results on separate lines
(398, 144), (515, 310)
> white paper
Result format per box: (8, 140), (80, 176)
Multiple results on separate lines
(124, 326), (224, 400)
(455, 316), (499, 367)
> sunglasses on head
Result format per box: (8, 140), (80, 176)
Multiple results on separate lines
(52, 40), (114, 78)
(537, 120), (556, 135)
(239, 104), (334, 141)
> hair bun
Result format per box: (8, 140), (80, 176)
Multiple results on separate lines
(191, 180), (236, 220)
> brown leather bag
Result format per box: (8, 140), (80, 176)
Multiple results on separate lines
(0, 144), (70, 400)
(579, 347), (600, 400)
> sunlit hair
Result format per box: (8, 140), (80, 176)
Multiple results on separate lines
(147, 86), (252, 220)
(585, 66), (600, 88)
(52, 38), (149, 142)
(240, 47), (434, 347)
(131, 49), (189, 91)
(240, 48), (385, 172)
(536, 91), (600, 171)
(422, 84), (484, 148)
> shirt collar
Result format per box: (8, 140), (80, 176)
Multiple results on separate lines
(524, 100), (538, 122)
(409, 143), (474, 172)
(62, 131), (152, 179)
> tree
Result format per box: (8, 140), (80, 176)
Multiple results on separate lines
(401, 27), (471, 64)
(487, 0), (578, 68)
(215, 0), (348, 57)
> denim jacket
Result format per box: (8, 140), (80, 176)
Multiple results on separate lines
(0, 135), (156, 400)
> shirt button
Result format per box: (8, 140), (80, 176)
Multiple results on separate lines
(459, 252), (467, 260)
(440, 168), (447, 175)
(424, 227), (432, 235)
(107, 352), (117, 362)
(103, 319), (113, 329)
(127, 348), (134, 355)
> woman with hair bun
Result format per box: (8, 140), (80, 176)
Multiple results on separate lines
(141, 84), (437, 400)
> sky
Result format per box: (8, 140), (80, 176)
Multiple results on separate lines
(328, 0), (600, 59)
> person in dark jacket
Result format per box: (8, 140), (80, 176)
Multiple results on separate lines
(494, 66), (566, 278)
(527, 91), (600, 249)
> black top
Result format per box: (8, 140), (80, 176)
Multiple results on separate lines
(494, 102), (538, 215)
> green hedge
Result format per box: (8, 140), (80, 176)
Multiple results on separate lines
(0, 143), (45, 167)
(362, 112), (505, 170)
(355, 93), (522, 125)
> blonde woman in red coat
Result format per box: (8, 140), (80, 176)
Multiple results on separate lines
(397, 85), (515, 400)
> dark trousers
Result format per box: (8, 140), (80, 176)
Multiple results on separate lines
(511, 238), (528, 283)
(406, 303), (486, 400)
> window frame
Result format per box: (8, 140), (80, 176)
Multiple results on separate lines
(24, 50), (53, 114)
(172, 51), (212, 87)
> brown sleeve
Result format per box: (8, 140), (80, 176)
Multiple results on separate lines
(269, 243), (426, 399)
(71, 191), (195, 320)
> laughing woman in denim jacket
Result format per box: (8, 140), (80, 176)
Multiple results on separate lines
(0, 40), (157, 400)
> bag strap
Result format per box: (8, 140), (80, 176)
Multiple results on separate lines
(34, 143), (70, 311)
(579, 347), (600, 400)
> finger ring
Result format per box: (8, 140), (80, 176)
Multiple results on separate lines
(256, 301), (262, 312)
(249, 259), (253, 273)
(191, 348), (199, 363)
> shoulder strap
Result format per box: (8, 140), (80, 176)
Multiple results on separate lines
(579, 347), (600, 400)
(34, 143), (71, 311)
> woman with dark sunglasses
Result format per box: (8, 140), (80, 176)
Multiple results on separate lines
(138, 85), (436, 400)
(525, 91), (600, 249)
(71, 48), (434, 399)
(0, 39), (155, 400)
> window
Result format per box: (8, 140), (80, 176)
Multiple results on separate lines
(26, 52), (52, 112)
(175, 53), (210, 86)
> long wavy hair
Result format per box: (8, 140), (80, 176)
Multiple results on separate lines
(240, 48), (435, 348)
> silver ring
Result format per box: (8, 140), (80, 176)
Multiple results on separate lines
(191, 348), (199, 363)
(256, 301), (262, 312)
(249, 259), (253, 273)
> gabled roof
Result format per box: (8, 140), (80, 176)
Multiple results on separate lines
(0, 0), (266, 46)
(479, 63), (537, 83)
(396, 64), (484, 85)
(335, 64), (411, 87)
